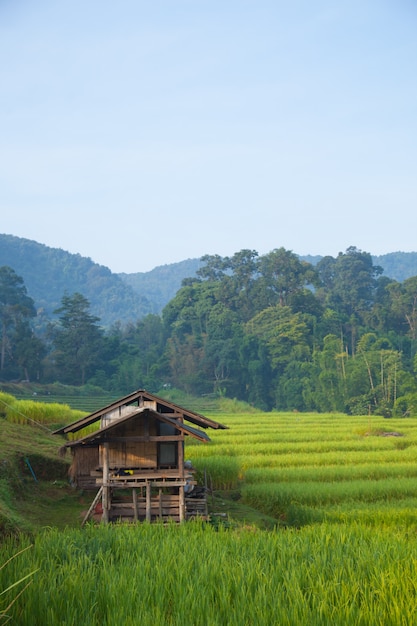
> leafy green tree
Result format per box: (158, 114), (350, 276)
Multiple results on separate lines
(166, 334), (209, 395)
(163, 282), (218, 338)
(154, 246), (417, 412)
(196, 254), (227, 281)
(220, 249), (260, 321)
(51, 293), (104, 385)
(317, 247), (382, 319)
(105, 314), (167, 393)
(13, 319), (46, 381)
(388, 277), (417, 340)
(257, 248), (318, 308)
(316, 247), (383, 355)
(0, 266), (37, 378)
(309, 334), (348, 412)
(239, 336), (272, 410)
(203, 304), (244, 397)
(246, 306), (310, 372)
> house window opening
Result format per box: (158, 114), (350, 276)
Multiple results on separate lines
(158, 443), (178, 468)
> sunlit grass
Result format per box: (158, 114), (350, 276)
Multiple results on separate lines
(1, 396), (85, 428)
(2, 523), (417, 625)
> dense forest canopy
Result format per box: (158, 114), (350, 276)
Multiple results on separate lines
(2, 240), (417, 416)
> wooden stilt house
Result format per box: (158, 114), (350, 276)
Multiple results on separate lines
(54, 390), (227, 524)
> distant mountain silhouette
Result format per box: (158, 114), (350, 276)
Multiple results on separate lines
(118, 258), (202, 314)
(1, 234), (417, 326)
(0, 234), (154, 327)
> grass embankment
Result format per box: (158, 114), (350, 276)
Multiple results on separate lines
(0, 393), (87, 535)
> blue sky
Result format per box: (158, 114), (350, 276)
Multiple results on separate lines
(1, 0), (416, 272)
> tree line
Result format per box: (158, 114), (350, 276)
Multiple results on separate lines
(2, 245), (417, 416)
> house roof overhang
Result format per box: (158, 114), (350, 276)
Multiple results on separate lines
(53, 389), (228, 436)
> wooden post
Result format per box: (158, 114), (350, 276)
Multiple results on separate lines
(102, 442), (110, 524)
(145, 481), (151, 522)
(179, 484), (185, 522)
(82, 486), (103, 527)
(132, 488), (138, 522)
(158, 488), (163, 519)
(204, 468), (208, 517)
(178, 439), (185, 522)
(178, 440), (184, 476)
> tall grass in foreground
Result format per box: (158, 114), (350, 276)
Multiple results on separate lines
(1, 522), (417, 625)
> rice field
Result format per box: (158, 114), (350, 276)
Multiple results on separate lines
(186, 411), (417, 527)
(2, 522), (417, 625)
(3, 410), (417, 625)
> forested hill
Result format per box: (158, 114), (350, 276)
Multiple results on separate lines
(2, 233), (417, 326)
(0, 234), (154, 326)
(118, 258), (202, 313)
(371, 253), (417, 283)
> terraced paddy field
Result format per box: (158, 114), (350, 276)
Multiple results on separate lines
(187, 411), (417, 529)
(3, 410), (417, 625)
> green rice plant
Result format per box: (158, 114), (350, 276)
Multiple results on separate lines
(243, 446), (417, 469)
(194, 455), (241, 490)
(0, 545), (37, 624)
(0, 393), (17, 419)
(2, 523), (417, 625)
(4, 399), (86, 428)
(323, 498), (417, 528)
(242, 476), (417, 521)
(66, 422), (100, 441)
(244, 461), (417, 484)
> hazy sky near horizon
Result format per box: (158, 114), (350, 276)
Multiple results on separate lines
(1, 1), (416, 273)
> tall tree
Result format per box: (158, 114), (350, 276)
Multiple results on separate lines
(257, 248), (318, 308)
(317, 247), (382, 319)
(316, 247), (383, 355)
(106, 314), (167, 393)
(51, 293), (104, 385)
(0, 266), (37, 376)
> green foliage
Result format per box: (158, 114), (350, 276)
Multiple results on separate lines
(3, 237), (417, 415)
(160, 246), (417, 412)
(51, 293), (105, 385)
(0, 545), (37, 623)
(0, 266), (38, 381)
(394, 392), (417, 417)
